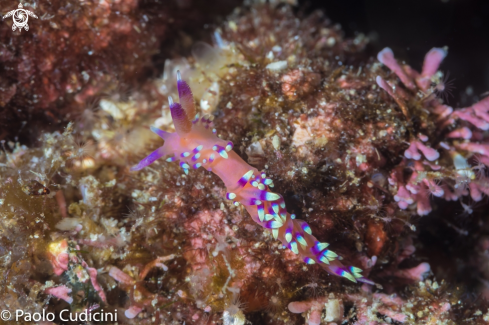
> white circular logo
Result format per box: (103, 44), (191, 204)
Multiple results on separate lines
(3, 3), (38, 32)
(1, 310), (11, 321)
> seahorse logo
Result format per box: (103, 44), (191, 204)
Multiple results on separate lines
(2, 3), (38, 32)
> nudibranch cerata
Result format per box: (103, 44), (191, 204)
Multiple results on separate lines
(131, 71), (373, 285)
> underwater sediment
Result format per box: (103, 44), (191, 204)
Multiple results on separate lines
(1, 2), (489, 324)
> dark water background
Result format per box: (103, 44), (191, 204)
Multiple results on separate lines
(302, 0), (489, 107)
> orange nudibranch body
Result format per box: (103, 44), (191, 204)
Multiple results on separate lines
(132, 72), (372, 285)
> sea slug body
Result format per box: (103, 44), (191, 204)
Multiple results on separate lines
(132, 72), (372, 285)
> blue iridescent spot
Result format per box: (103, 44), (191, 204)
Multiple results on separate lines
(218, 149), (228, 159)
(225, 141), (233, 152)
(319, 250), (337, 263)
(238, 170), (254, 187)
(260, 191), (280, 201)
(193, 145), (203, 153)
(311, 241), (329, 255)
(289, 241), (298, 254)
(301, 224), (312, 235)
(285, 228), (292, 243)
(257, 205), (265, 222)
(265, 220), (283, 229)
(213, 145), (228, 159)
(272, 202), (280, 213)
(296, 234), (307, 246)
(349, 266), (362, 277)
(304, 257), (316, 264)
(339, 270), (356, 282)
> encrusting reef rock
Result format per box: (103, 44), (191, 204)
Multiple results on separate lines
(0, 0), (238, 143)
(1, 2), (489, 324)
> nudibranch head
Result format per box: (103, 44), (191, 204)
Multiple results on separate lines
(131, 72), (232, 173)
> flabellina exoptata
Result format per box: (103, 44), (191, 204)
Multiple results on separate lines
(131, 71), (373, 285)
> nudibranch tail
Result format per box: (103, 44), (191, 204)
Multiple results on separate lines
(132, 74), (373, 285)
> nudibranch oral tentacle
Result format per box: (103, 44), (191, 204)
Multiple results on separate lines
(131, 72), (373, 285)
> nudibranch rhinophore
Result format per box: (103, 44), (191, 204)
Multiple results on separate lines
(132, 72), (373, 284)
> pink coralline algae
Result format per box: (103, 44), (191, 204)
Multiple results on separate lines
(288, 281), (454, 325)
(46, 239), (107, 303)
(377, 47), (489, 216)
(45, 285), (73, 304)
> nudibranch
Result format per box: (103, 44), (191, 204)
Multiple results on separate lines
(132, 72), (373, 285)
